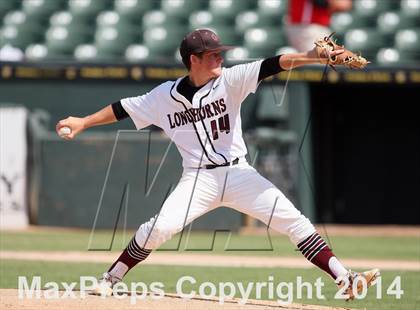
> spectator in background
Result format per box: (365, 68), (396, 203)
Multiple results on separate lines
(286, 0), (352, 52)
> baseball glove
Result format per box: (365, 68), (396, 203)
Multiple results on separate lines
(314, 33), (370, 69)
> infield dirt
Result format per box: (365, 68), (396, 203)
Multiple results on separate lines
(0, 289), (355, 310)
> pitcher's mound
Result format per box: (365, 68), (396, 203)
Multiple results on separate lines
(0, 289), (354, 310)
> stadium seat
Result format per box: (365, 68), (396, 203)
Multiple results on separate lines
(244, 27), (287, 58)
(353, 0), (396, 16)
(143, 26), (185, 58)
(344, 28), (386, 60)
(125, 44), (150, 62)
(22, 0), (65, 20)
(69, 0), (112, 23)
(376, 47), (400, 64)
(142, 10), (187, 31)
(235, 11), (260, 34)
(161, 0), (206, 19)
(0, 25), (43, 50)
(96, 10), (142, 35)
(46, 25), (92, 56)
(258, 0), (288, 20)
(331, 12), (370, 38)
(95, 26), (140, 58)
(395, 29), (420, 61)
(205, 25), (241, 45)
(225, 47), (250, 62)
(209, 0), (255, 24)
(3, 10), (43, 28)
(377, 11), (419, 42)
(0, 1), (19, 19)
(352, 0), (396, 27)
(189, 10), (215, 29)
(400, 0), (420, 18)
(25, 43), (49, 60)
(49, 11), (93, 33)
(74, 43), (98, 61)
(114, 0), (155, 24)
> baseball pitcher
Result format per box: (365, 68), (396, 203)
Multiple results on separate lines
(56, 29), (376, 300)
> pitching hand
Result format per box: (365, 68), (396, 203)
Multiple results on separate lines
(56, 116), (85, 140)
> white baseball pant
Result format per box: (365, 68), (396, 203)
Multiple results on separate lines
(135, 161), (316, 249)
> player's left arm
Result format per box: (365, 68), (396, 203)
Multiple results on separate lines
(279, 47), (344, 71)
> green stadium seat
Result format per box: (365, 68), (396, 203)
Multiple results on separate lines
(225, 47), (250, 62)
(331, 12), (371, 38)
(344, 28), (386, 60)
(377, 11), (419, 43)
(205, 25), (241, 45)
(22, 0), (65, 20)
(95, 26), (140, 58)
(143, 26), (184, 57)
(125, 44), (150, 62)
(74, 43), (98, 61)
(96, 10), (142, 33)
(352, 0), (396, 27)
(395, 29), (420, 61)
(161, 0), (205, 19)
(46, 25), (92, 56)
(114, 0), (155, 24)
(69, 0), (112, 23)
(3, 10), (45, 28)
(235, 11), (260, 34)
(50, 11), (73, 27)
(353, 0), (396, 16)
(258, 0), (288, 18)
(0, 24), (44, 49)
(400, 0), (420, 18)
(25, 43), (49, 61)
(244, 27), (287, 58)
(209, 0), (255, 24)
(49, 11), (93, 33)
(376, 47), (400, 64)
(142, 10), (187, 31)
(0, 1), (20, 19)
(189, 10), (215, 29)
(143, 26), (185, 58)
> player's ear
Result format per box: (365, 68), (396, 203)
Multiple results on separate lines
(190, 54), (199, 66)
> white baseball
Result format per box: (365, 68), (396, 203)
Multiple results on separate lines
(59, 126), (71, 137)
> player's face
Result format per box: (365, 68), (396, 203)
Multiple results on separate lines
(198, 50), (224, 77)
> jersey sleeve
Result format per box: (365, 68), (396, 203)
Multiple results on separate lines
(120, 89), (159, 129)
(223, 60), (264, 102)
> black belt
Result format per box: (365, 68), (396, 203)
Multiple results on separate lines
(204, 158), (239, 169)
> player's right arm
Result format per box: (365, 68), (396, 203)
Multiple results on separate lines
(56, 104), (117, 140)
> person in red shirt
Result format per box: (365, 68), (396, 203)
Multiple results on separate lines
(286, 0), (352, 52)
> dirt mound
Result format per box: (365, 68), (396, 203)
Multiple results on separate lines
(0, 289), (354, 310)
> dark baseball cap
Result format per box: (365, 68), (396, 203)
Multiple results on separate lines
(180, 29), (234, 60)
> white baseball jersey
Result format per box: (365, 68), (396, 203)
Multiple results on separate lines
(121, 60), (263, 168)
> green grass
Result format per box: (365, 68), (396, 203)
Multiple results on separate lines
(0, 260), (418, 310)
(1, 230), (419, 261)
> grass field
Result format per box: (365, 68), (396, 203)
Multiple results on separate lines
(1, 229), (418, 260)
(1, 229), (419, 310)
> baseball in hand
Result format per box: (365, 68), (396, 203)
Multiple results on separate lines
(58, 126), (71, 137)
